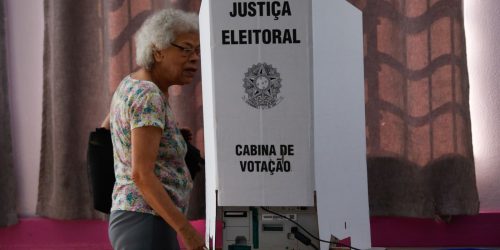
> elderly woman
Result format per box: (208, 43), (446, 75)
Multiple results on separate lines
(107, 9), (205, 250)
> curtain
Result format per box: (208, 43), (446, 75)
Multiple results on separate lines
(107, 0), (205, 220)
(348, 0), (479, 217)
(0, 0), (18, 227)
(37, 0), (109, 219)
(38, 0), (479, 220)
(38, 0), (205, 219)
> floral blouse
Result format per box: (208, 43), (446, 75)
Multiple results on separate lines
(109, 75), (193, 214)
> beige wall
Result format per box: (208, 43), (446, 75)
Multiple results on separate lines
(465, 0), (500, 211)
(6, 0), (43, 216)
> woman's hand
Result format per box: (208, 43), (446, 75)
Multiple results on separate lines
(178, 223), (206, 250)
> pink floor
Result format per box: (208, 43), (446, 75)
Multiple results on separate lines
(0, 213), (499, 249)
(0, 218), (112, 250)
(0, 219), (222, 250)
(370, 212), (500, 247)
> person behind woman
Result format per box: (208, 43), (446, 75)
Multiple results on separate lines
(107, 9), (205, 250)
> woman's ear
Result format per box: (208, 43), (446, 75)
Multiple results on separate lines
(152, 46), (163, 62)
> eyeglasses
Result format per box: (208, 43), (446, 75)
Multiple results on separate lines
(170, 42), (200, 57)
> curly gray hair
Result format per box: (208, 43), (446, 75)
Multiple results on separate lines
(135, 9), (199, 70)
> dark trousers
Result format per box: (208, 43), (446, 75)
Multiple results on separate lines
(109, 210), (180, 250)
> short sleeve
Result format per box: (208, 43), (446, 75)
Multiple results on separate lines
(129, 87), (165, 130)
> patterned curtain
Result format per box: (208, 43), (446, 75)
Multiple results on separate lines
(348, 0), (479, 217)
(38, 0), (478, 220)
(38, 0), (205, 219)
(0, 0), (18, 227)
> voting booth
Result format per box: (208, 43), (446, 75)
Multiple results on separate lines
(200, 0), (371, 249)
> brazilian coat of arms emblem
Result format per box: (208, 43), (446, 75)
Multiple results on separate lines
(242, 63), (283, 109)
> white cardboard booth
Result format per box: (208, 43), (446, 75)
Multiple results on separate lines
(200, 1), (371, 249)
